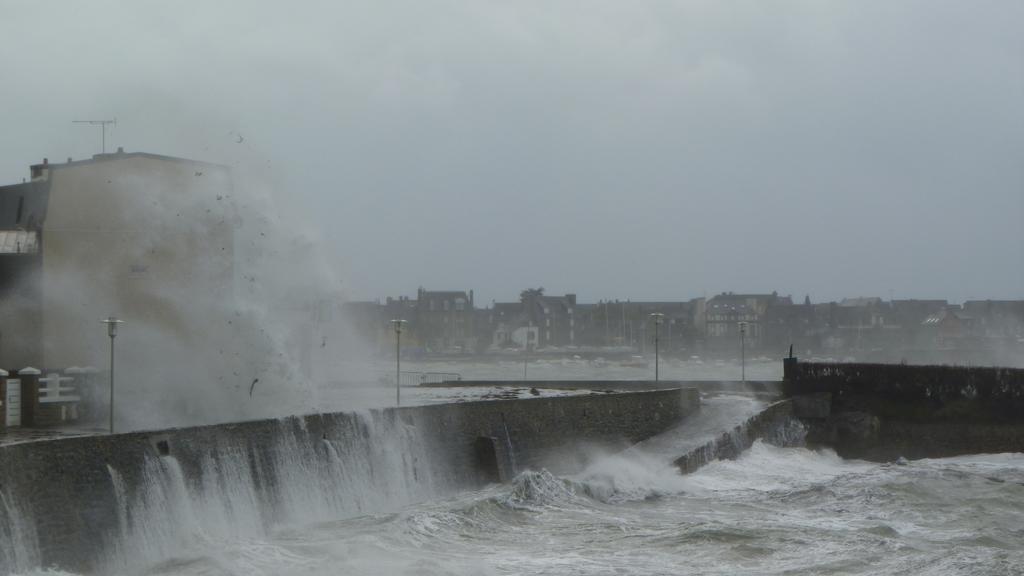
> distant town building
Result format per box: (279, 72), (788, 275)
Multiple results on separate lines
(574, 300), (704, 353)
(522, 290), (577, 348)
(484, 289), (575, 350)
(762, 296), (818, 353)
(921, 307), (971, 348)
(705, 292), (792, 350)
(489, 301), (536, 349)
(962, 300), (1024, 338)
(414, 288), (476, 352)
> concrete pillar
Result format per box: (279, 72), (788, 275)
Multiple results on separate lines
(783, 356), (798, 381)
(18, 366), (41, 427)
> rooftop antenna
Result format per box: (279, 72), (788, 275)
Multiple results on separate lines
(72, 118), (117, 153)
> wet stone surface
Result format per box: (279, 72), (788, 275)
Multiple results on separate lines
(0, 425), (107, 447)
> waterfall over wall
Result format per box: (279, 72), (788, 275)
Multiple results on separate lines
(0, 388), (697, 574)
(0, 487), (39, 573)
(100, 411), (446, 573)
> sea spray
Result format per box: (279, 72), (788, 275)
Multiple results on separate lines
(98, 409), (450, 573)
(673, 398), (805, 474)
(0, 489), (39, 574)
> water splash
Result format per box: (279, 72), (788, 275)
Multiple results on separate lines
(674, 399), (805, 474)
(498, 470), (581, 510)
(100, 410), (448, 574)
(0, 488), (39, 573)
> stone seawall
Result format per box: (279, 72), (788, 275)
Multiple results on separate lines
(0, 388), (697, 574)
(673, 399), (801, 474)
(783, 360), (1024, 460)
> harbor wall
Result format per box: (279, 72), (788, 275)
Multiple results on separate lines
(424, 379), (781, 396)
(673, 399), (803, 474)
(0, 388), (697, 574)
(783, 361), (1024, 460)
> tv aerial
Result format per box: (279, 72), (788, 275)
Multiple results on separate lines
(72, 118), (117, 153)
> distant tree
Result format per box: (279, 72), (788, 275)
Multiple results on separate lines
(519, 287), (545, 302)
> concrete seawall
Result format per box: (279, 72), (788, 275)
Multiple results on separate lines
(673, 399), (801, 474)
(0, 388), (697, 574)
(784, 360), (1024, 460)
(423, 379), (782, 396)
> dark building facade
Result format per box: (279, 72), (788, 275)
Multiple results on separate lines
(705, 292), (792, 351)
(414, 288), (475, 352)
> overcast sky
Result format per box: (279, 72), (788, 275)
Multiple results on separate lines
(1, 1), (1020, 305)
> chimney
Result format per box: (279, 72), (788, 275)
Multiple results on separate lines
(117, 147), (124, 154)
(43, 158), (48, 165)
(67, 157), (72, 163)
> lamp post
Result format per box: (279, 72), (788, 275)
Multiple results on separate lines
(738, 321), (748, 383)
(390, 319), (406, 406)
(101, 317), (123, 434)
(649, 313), (664, 381)
(523, 346), (528, 380)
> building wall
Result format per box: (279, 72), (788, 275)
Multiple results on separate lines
(0, 254), (42, 368)
(415, 289), (475, 351)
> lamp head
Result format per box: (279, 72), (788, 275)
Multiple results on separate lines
(102, 317), (124, 338)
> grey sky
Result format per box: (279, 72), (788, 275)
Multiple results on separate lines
(1, 1), (1021, 304)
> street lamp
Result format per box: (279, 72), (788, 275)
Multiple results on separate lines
(650, 313), (664, 381)
(101, 317), (123, 434)
(390, 319), (407, 406)
(738, 321), (748, 383)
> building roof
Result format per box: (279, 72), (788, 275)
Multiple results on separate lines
(839, 297), (882, 307)
(29, 149), (229, 178)
(709, 292), (780, 300)
(419, 290), (469, 299)
(707, 301), (755, 314)
(962, 300), (1024, 314)
(707, 292), (792, 308)
(617, 301), (692, 310)
(0, 229), (39, 254)
(922, 308), (962, 325)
